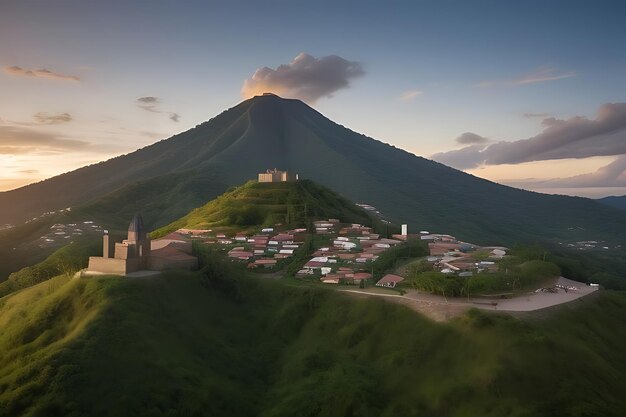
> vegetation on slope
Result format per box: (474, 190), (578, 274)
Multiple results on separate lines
(1, 251), (626, 416)
(2, 94), (625, 248)
(405, 246), (562, 297)
(598, 195), (626, 210)
(152, 180), (374, 238)
(2, 95), (626, 286)
(514, 244), (626, 290)
(0, 238), (101, 299)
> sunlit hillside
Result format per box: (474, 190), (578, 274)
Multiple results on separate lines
(1, 262), (626, 417)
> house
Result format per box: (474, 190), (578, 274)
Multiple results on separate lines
(350, 272), (372, 284)
(258, 168), (298, 183)
(253, 259), (277, 268)
(272, 233), (294, 242)
(376, 274), (404, 288)
(304, 261), (324, 269)
(149, 245), (198, 271)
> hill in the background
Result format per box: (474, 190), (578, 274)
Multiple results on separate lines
(2, 94), (626, 283)
(152, 179), (375, 238)
(1, 267), (626, 417)
(598, 195), (626, 210)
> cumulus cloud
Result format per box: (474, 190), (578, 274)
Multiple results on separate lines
(399, 89), (424, 101)
(432, 103), (626, 170)
(136, 97), (180, 122)
(4, 66), (80, 81)
(241, 53), (365, 103)
(477, 67), (576, 88)
(33, 112), (72, 125)
(456, 132), (489, 145)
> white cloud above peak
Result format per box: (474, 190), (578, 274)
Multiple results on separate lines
(241, 53), (364, 104)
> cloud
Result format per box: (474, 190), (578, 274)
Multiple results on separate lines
(399, 89), (424, 101)
(241, 53), (365, 103)
(456, 132), (488, 145)
(136, 96), (160, 112)
(4, 66), (80, 81)
(0, 126), (89, 154)
(523, 112), (551, 118)
(0, 125), (122, 156)
(33, 112), (72, 125)
(18, 169), (39, 175)
(136, 97), (180, 122)
(432, 103), (626, 170)
(477, 67), (576, 88)
(503, 156), (626, 189)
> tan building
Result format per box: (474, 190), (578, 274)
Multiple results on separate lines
(87, 214), (197, 276)
(258, 168), (298, 183)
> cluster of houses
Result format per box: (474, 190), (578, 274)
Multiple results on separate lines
(227, 228), (306, 268)
(168, 226), (307, 269)
(422, 231), (507, 277)
(38, 221), (103, 248)
(25, 207), (72, 224)
(171, 217), (410, 288)
(569, 240), (612, 250)
(298, 219), (405, 286)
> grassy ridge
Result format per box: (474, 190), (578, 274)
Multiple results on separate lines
(152, 180), (374, 238)
(1, 264), (625, 416)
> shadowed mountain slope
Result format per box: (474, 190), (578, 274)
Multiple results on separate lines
(1, 95), (625, 247)
(599, 195), (626, 210)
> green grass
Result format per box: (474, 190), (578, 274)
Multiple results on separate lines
(1, 253), (626, 416)
(152, 179), (374, 238)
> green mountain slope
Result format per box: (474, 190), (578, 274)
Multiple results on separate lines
(1, 95), (625, 248)
(152, 179), (375, 237)
(1, 266), (626, 416)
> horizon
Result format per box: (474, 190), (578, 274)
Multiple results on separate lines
(1, 0), (626, 198)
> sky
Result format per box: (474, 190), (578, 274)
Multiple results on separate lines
(1, 0), (625, 197)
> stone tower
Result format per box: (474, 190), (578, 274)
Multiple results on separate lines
(128, 213), (147, 241)
(125, 213), (151, 259)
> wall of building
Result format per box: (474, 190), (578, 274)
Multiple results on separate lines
(87, 257), (142, 275)
(259, 171), (297, 183)
(148, 256), (197, 271)
(151, 239), (192, 252)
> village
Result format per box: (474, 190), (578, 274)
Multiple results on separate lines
(79, 169), (600, 319)
(163, 218), (511, 288)
(82, 169), (512, 289)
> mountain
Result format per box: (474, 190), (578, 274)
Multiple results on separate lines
(152, 179), (375, 238)
(2, 266), (626, 416)
(598, 195), (626, 210)
(1, 94), (626, 247)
